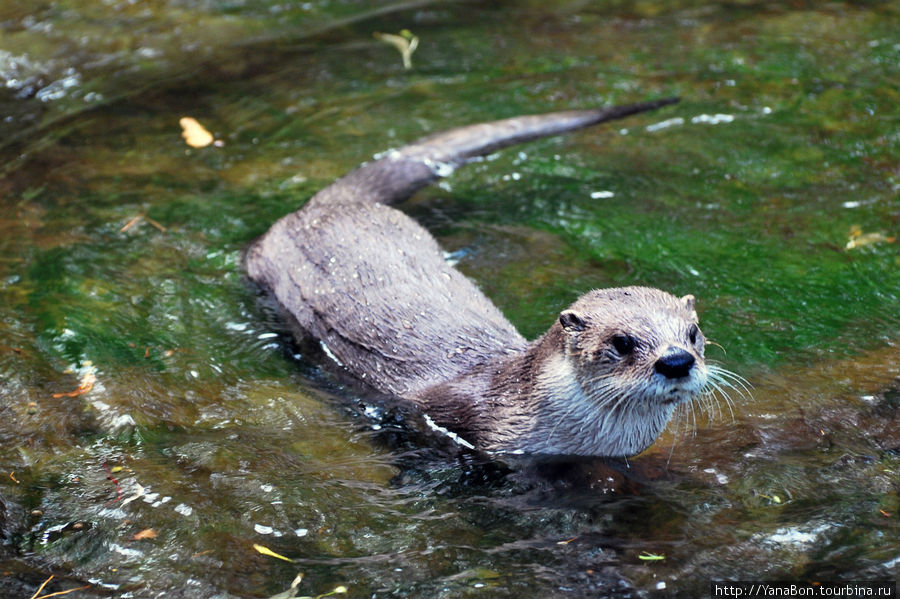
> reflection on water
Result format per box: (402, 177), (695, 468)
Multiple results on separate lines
(0, 1), (898, 597)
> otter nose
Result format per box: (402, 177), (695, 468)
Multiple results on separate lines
(655, 347), (695, 379)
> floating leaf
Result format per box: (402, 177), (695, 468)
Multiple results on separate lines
(120, 214), (141, 232)
(373, 29), (419, 69)
(253, 543), (295, 563)
(132, 528), (157, 541)
(29, 575), (92, 599)
(845, 225), (895, 250)
(179, 116), (216, 148)
(266, 573), (304, 599)
(638, 551), (665, 561)
(120, 214), (167, 233)
(53, 363), (96, 399)
(121, 482), (145, 507)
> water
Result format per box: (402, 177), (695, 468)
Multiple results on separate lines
(1, 1), (898, 597)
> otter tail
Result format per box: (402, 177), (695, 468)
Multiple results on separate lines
(308, 97), (679, 207)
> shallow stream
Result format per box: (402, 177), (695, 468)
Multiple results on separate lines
(0, 1), (897, 597)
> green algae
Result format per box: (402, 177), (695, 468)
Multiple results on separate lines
(0, 1), (898, 597)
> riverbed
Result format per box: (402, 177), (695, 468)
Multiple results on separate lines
(0, 1), (897, 597)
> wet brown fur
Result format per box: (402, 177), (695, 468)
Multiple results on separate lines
(245, 98), (711, 457)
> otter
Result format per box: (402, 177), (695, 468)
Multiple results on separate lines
(245, 97), (715, 457)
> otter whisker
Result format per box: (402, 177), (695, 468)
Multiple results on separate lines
(706, 366), (752, 422)
(696, 389), (718, 421)
(688, 393), (698, 437)
(704, 339), (728, 355)
(693, 362), (753, 426)
(708, 363), (753, 398)
(666, 403), (683, 468)
(712, 388), (730, 422)
(708, 371), (751, 400)
(694, 380), (726, 422)
(709, 383), (737, 423)
(707, 381), (730, 421)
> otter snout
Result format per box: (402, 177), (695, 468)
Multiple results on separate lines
(654, 346), (695, 379)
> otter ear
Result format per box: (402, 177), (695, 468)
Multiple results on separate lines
(559, 310), (586, 332)
(681, 294), (696, 313)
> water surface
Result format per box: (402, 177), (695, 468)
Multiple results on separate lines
(0, 1), (897, 597)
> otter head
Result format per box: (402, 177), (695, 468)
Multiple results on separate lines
(547, 286), (707, 456)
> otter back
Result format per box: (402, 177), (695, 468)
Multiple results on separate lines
(245, 194), (527, 396)
(245, 99), (681, 406)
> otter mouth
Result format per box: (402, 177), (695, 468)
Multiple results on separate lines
(653, 368), (707, 406)
(662, 395), (689, 406)
(660, 388), (696, 405)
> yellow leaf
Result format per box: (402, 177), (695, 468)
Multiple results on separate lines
(253, 543), (295, 563)
(373, 30), (419, 69)
(180, 117), (215, 148)
(845, 225), (895, 250)
(638, 551), (665, 561)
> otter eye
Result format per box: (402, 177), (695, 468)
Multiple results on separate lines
(688, 324), (699, 345)
(611, 335), (636, 355)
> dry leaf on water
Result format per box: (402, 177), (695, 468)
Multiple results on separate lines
(179, 117), (220, 148)
(132, 528), (158, 541)
(53, 362), (96, 398)
(845, 224), (895, 250)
